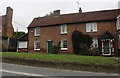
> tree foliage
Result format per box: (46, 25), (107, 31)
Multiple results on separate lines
(45, 12), (54, 16)
(13, 31), (25, 39)
(72, 30), (92, 55)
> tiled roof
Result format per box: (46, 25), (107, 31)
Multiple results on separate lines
(28, 9), (120, 28)
(18, 33), (28, 41)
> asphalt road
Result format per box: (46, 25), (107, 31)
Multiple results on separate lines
(1, 63), (119, 78)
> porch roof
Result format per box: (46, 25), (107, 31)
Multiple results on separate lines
(99, 31), (115, 40)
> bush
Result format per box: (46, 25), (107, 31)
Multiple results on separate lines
(90, 48), (100, 56)
(76, 44), (90, 55)
(72, 30), (92, 55)
(52, 45), (61, 54)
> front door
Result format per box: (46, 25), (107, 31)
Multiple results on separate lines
(47, 40), (53, 53)
(103, 41), (110, 55)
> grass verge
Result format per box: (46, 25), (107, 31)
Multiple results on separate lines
(0, 52), (118, 65)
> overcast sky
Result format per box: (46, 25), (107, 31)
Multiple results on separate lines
(0, 0), (120, 33)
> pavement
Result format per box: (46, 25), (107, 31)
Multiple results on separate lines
(1, 62), (119, 78)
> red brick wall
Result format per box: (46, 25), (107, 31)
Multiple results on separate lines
(28, 28), (35, 52)
(1, 7), (14, 38)
(6, 7), (14, 38)
(28, 20), (118, 54)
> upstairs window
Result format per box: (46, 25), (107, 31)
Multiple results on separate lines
(61, 24), (67, 34)
(34, 41), (40, 50)
(117, 17), (120, 29)
(34, 27), (40, 36)
(61, 40), (68, 50)
(86, 22), (97, 32)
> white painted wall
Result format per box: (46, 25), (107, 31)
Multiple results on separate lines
(18, 41), (27, 48)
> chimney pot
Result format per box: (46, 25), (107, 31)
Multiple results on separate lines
(79, 7), (82, 13)
(53, 10), (60, 16)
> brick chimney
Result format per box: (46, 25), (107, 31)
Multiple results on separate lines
(6, 7), (13, 25)
(53, 10), (60, 16)
(6, 7), (14, 37)
(79, 7), (82, 13)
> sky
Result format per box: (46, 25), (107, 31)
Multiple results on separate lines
(0, 0), (120, 33)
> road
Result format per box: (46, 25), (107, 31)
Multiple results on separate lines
(1, 63), (119, 78)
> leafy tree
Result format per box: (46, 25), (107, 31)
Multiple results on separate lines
(13, 31), (25, 39)
(72, 30), (92, 55)
(45, 12), (54, 16)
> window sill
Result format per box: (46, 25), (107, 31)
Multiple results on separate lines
(61, 48), (68, 50)
(102, 54), (111, 56)
(34, 34), (40, 36)
(61, 32), (67, 35)
(86, 31), (97, 33)
(34, 49), (40, 51)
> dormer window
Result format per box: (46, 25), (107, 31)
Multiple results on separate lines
(34, 27), (40, 36)
(86, 22), (97, 32)
(61, 24), (67, 34)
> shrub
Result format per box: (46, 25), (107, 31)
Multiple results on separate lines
(90, 48), (100, 56)
(52, 45), (61, 54)
(76, 43), (90, 55)
(72, 30), (92, 55)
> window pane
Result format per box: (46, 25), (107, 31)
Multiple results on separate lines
(34, 41), (40, 50)
(92, 39), (98, 47)
(86, 23), (91, 32)
(19, 42), (27, 48)
(35, 27), (40, 36)
(86, 22), (97, 32)
(93, 23), (97, 31)
(119, 19), (120, 29)
(61, 40), (67, 48)
(61, 24), (67, 34)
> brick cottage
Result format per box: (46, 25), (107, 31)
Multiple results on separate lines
(0, 7), (14, 51)
(28, 8), (120, 56)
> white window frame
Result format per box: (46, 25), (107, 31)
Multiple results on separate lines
(117, 16), (120, 30)
(61, 24), (67, 34)
(61, 39), (68, 50)
(91, 39), (98, 48)
(86, 22), (97, 32)
(18, 41), (27, 48)
(34, 27), (40, 36)
(0, 26), (2, 32)
(34, 41), (40, 50)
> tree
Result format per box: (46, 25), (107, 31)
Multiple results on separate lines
(13, 31), (25, 39)
(45, 12), (54, 17)
(72, 30), (92, 55)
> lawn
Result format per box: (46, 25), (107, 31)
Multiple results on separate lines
(0, 52), (118, 65)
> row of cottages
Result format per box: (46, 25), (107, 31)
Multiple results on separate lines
(0, 7), (14, 51)
(27, 8), (120, 56)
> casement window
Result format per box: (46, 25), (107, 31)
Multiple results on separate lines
(86, 22), (97, 32)
(91, 39), (98, 47)
(61, 24), (67, 34)
(34, 27), (40, 36)
(61, 40), (68, 50)
(34, 41), (40, 50)
(0, 26), (1, 32)
(18, 41), (27, 48)
(117, 17), (120, 29)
